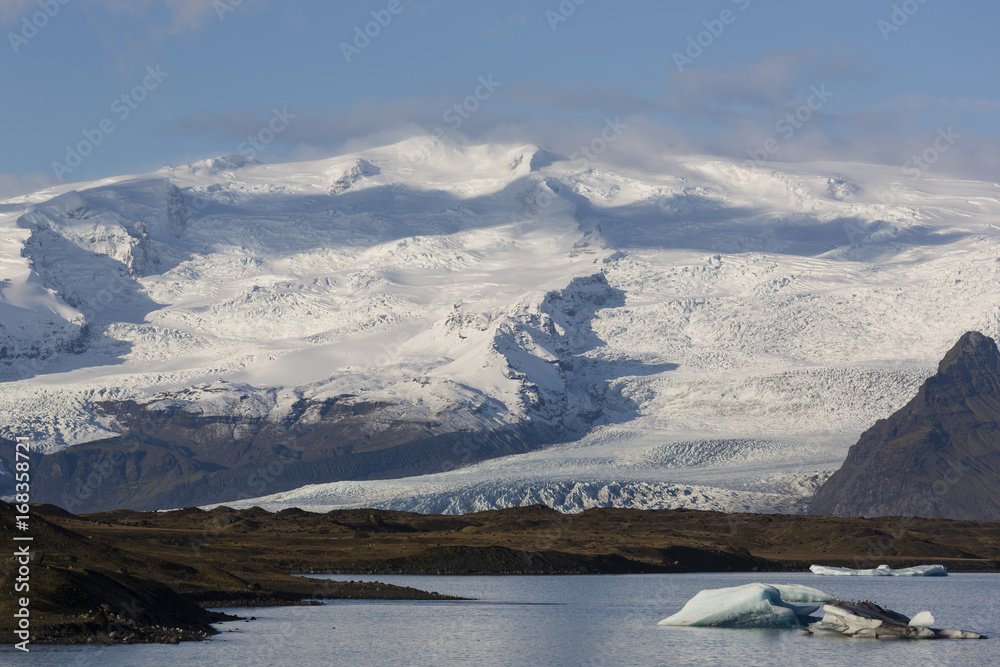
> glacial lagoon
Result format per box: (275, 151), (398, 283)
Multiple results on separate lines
(6, 573), (998, 666)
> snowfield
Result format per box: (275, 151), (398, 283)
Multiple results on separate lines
(2, 137), (1000, 513)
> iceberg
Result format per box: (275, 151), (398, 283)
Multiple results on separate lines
(810, 564), (947, 577)
(657, 583), (833, 628)
(659, 584), (987, 639)
(812, 600), (986, 639)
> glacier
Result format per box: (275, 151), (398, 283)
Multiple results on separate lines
(3, 137), (1000, 512)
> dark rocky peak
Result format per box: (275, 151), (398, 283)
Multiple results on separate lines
(920, 331), (1000, 405)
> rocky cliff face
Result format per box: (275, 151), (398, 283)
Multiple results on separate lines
(810, 331), (1000, 520)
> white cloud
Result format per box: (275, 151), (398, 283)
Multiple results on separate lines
(162, 50), (999, 182)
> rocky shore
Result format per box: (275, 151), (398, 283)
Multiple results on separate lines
(0, 501), (460, 646)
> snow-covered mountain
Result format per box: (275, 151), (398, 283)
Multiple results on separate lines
(2, 137), (999, 513)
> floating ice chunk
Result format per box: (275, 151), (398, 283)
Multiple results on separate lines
(809, 564), (947, 577)
(657, 583), (833, 628)
(935, 628), (989, 639)
(659, 586), (986, 639)
(813, 601), (930, 639)
(811, 601), (986, 639)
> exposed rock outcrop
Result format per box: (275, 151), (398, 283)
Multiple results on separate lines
(810, 331), (1000, 520)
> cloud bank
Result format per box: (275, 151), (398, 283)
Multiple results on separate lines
(165, 51), (1000, 181)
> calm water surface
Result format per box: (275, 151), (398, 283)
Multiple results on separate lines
(5, 573), (998, 666)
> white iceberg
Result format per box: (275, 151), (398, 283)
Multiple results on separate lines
(657, 583), (833, 628)
(810, 564), (947, 577)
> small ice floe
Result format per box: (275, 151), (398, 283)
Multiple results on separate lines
(809, 564), (947, 577)
(812, 600), (986, 639)
(657, 583), (834, 628)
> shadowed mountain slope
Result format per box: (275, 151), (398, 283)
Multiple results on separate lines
(811, 331), (1000, 520)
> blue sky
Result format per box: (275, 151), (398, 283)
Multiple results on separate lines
(1, 0), (997, 196)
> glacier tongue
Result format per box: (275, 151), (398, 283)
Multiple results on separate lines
(216, 477), (819, 516)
